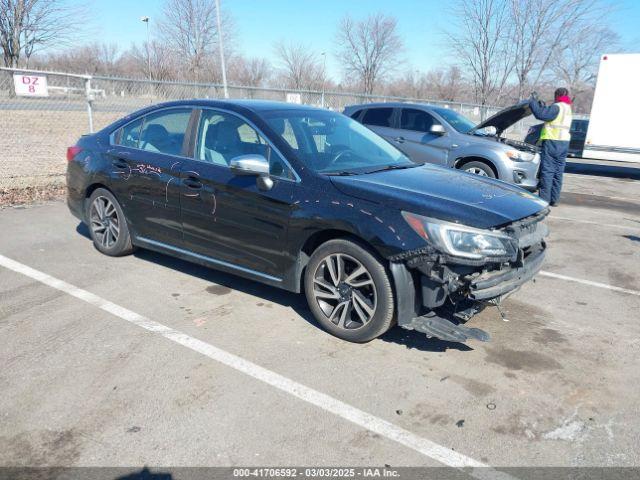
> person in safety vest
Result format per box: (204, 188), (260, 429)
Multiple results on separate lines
(529, 88), (573, 206)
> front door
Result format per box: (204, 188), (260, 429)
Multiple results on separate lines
(361, 107), (398, 143)
(395, 108), (451, 166)
(108, 107), (193, 245)
(180, 109), (297, 279)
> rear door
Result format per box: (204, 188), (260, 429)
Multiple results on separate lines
(396, 108), (451, 165)
(360, 107), (398, 143)
(108, 107), (193, 245)
(179, 108), (297, 279)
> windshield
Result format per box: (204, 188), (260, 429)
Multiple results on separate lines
(433, 107), (477, 134)
(262, 109), (413, 175)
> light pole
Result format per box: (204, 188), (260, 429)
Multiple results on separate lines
(321, 52), (327, 108)
(214, 0), (229, 99)
(141, 16), (151, 82)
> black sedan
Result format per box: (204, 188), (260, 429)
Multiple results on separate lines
(67, 100), (549, 344)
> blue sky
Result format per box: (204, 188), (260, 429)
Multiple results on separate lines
(85, 0), (640, 78)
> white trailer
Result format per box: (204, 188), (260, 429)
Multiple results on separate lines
(583, 53), (640, 163)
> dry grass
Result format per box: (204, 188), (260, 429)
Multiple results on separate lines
(0, 109), (121, 205)
(0, 182), (67, 207)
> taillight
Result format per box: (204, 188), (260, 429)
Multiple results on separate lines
(67, 145), (82, 162)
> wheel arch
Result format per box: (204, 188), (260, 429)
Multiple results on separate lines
(454, 156), (499, 178)
(289, 229), (384, 293)
(82, 183), (115, 220)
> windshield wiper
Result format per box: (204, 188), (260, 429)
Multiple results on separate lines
(324, 171), (360, 176)
(364, 163), (420, 174)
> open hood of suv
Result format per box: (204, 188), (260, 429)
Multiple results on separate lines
(472, 100), (531, 135)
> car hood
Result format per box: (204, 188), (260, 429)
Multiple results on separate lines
(472, 100), (531, 135)
(330, 164), (547, 229)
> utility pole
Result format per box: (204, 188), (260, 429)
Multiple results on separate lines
(141, 16), (151, 81)
(215, 0), (229, 99)
(321, 52), (327, 108)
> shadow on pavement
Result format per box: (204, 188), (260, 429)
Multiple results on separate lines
(75, 222), (472, 353)
(116, 468), (172, 480)
(566, 159), (640, 180)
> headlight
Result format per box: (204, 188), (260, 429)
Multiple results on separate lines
(401, 212), (518, 260)
(506, 150), (535, 162)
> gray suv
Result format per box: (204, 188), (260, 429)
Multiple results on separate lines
(344, 102), (540, 190)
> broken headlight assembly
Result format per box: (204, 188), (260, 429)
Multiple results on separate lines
(401, 212), (518, 260)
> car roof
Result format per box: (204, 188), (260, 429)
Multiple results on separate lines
(344, 102), (444, 111)
(146, 98), (327, 114)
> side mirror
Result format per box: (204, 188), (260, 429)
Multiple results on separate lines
(229, 155), (270, 176)
(430, 124), (446, 135)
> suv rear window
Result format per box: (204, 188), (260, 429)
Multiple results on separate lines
(362, 108), (394, 128)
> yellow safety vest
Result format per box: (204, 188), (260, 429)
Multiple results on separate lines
(540, 102), (572, 141)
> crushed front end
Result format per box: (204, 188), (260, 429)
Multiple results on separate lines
(389, 209), (549, 343)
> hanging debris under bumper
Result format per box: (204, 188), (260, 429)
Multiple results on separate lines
(389, 210), (549, 344)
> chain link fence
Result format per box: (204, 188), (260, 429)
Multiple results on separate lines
(1, 67), (539, 198)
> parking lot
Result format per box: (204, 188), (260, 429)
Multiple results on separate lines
(1, 169), (639, 472)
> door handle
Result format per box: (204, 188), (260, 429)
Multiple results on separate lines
(183, 176), (202, 189)
(112, 159), (128, 169)
(394, 136), (405, 143)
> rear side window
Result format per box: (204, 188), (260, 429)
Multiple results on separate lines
(116, 117), (143, 148)
(362, 108), (394, 128)
(138, 108), (192, 156)
(349, 109), (363, 120)
(400, 109), (438, 132)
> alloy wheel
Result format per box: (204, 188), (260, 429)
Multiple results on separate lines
(89, 196), (120, 248)
(465, 166), (489, 176)
(312, 253), (377, 330)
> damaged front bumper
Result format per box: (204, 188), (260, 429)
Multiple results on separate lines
(389, 210), (548, 343)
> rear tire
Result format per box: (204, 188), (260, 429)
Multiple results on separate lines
(304, 239), (395, 343)
(87, 188), (134, 257)
(460, 160), (496, 178)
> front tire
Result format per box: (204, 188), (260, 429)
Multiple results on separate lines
(304, 239), (395, 343)
(461, 160), (496, 178)
(87, 188), (134, 257)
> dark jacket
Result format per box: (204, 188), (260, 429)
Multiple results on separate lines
(528, 99), (569, 145)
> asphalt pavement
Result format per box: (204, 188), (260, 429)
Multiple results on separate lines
(1, 172), (639, 473)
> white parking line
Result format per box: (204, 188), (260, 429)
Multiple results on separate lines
(549, 215), (640, 233)
(0, 253), (514, 480)
(540, 271), (640, 297)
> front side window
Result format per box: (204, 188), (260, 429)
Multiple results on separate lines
(138, 108), (192, 156)
(432, 107), (476, 134)
(197, 110), (294, 179)
(361, 108), (394, 128)
(400, 109), (439, 133)
(263, 109), (413, 175)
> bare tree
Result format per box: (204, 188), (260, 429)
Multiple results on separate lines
(158, 0), (234, 81)
(446, 0), (514, 106)
(427, 66), (465, 102)
(230, 56), (271, 87)
(122, 40), (178, 81)
(552, 25), (619, 111)
(0, 0), (79, 67)
(273, 41), (323, 90)
(335, 13), (403, 95)
(31, 42), (120, 74)
(509, 0), (606, 100)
